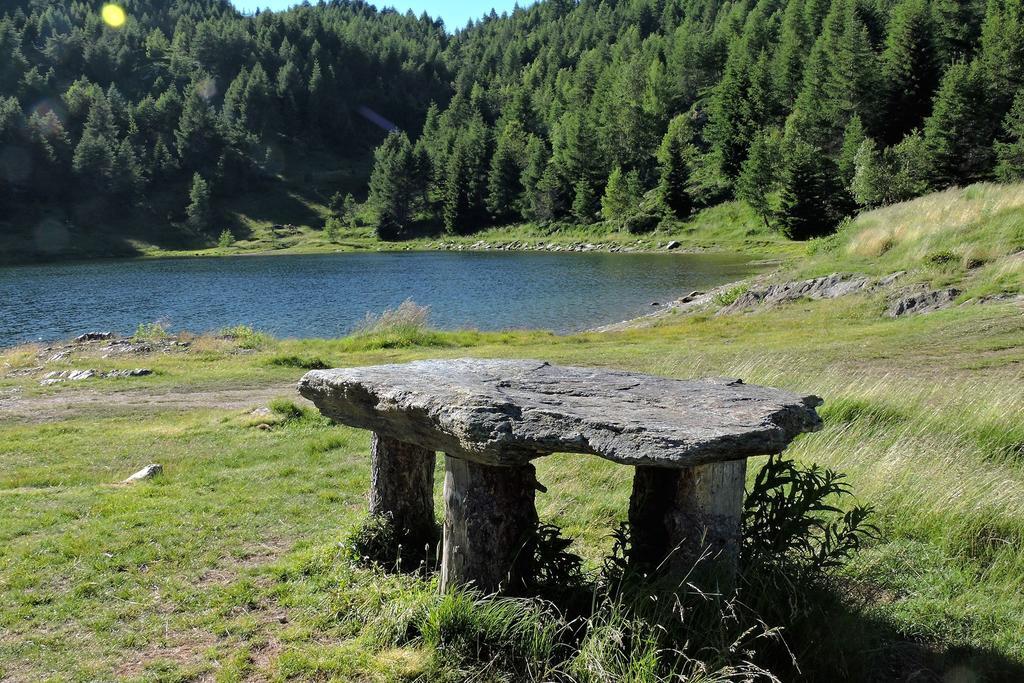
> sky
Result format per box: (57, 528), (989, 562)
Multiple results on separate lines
(230, 0), (525, 30)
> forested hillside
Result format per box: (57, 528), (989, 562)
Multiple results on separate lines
(376, 0), (1024, 239)
(0, 0), (449, 257)
(2, 0), (1024, 259)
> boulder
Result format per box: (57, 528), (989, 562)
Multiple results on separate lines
(719, 273), (871, 314)
(298, 359), (822, 468)
(887, 288), (960, 317)
(123, 464), (162, 483)
(75, 332), (114, 343)
(104, 368), (152, 378)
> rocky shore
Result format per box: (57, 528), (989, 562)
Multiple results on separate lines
(419, 238), (687, 253)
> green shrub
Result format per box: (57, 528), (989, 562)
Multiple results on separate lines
(133, 321), (170, 341)
(622, 212), (660, 234)
(323, 216), (343, 242)
(742, 455), (878, 577)
(217, 229), (234, 249)
(268, 398), (319, 424)
(344, 513), (440, 572)
(713, 283), (750, 306)
(265, 354), (331, 370)
(220, 324), (272, 349)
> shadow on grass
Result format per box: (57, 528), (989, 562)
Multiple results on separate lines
(334, 509), (1024, 681)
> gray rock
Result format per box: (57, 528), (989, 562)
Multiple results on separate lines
(40, 368), (96, 385)
(104, 368), (152, 378)
(719, 273), (871, 314)
(75, 332), (114, 343)
(39, 368), (150, 385)
(887, 287), (960, 317)
(878, 271), (907, 287)
(299, 359), (822, 468)
(122, 464), (162, 483)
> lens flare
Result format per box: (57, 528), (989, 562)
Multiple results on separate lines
(101, 4), (126, 28)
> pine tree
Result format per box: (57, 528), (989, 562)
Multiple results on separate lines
(553, 111), (602, 206)
(72, 130), (114, 190)
(442, 118), (491, 233)
(368, 130), (415, 239)
(706, 51), (754, 182)
(307, 60), (324, 132)
(736, 129), (782, 228)
(851, 138), (886, 207)
(838, 115), (866, 187)
(175, 83), (223, 173)
(532, 160), (565, 224)
(924, 61), (993, 187)
(486, 121), (525, 221)
(521, 136), (550, 222)
(187, 173), (212, 231)
(601, 166), (641, 223)
(572, 180), (599, 224)
(995, 90), (1024, 181)
(776, 140), (846, 239)
(109, 139), (144, 198)
(880, 0), (941, 143)
(658, 129), (692, 218)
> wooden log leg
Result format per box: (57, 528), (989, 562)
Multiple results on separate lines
(441, 455), (538, 594)
(629, 460), (747, 584)
(369, 433), (438, 549)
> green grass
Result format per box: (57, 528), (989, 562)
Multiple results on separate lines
(2, 290), (1023, 680)
(3, 184), (1024, 679)
(799, 182), (1024, 297)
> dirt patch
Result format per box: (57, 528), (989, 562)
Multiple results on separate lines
(0, 383), (311, 424)
(113, 628), (219, 681)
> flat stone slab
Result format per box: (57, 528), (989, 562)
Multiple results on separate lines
(298, 359), (822, 468)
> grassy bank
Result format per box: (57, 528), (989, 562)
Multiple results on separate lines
(1, 192), (798, 266)
(2, 184), (1023, 680)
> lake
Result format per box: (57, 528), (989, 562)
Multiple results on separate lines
(0, 251), (758, 345)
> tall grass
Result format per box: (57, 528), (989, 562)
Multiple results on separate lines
(340, 299), (450, 351)
(800, 182), (1024, 296)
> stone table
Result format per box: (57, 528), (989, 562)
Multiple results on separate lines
(298, 359), (822, 592)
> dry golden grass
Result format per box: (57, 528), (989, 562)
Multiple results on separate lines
(847, 183), (1024, 260)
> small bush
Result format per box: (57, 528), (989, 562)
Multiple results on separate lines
(742, 455), (878, 578)
(714, 283), (750, 306)
(323, 216), (343, 242)
(133, 321), (170, 341)
(926, 249), (958, 267)
(265, 354), (331, 370)
(217, 229), (234, 248)
(622, 212), (661, 234)
(345, 513), (440, 572)
(529, 523), (585, 598)
(346, 514), (402, 568)
(268, 398), (319, 424)
(220, 324), (272, 349)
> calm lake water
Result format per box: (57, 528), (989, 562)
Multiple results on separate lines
(0, 251), (758, 345)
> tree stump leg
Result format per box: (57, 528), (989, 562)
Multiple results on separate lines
(369, 433), (438, 549)
(628, 460), (747, 583)
(441, 455), (538, 594)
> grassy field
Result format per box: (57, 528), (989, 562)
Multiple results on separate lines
(2, 184), (1023, 681)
